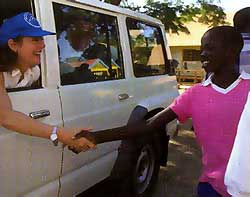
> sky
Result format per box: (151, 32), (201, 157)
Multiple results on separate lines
(127, 0), (249, 12)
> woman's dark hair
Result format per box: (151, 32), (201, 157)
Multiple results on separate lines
(233, 7), (250, 33)
(0, 37), (23, 72)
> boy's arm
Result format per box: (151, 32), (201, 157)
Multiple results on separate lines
(74, 108), (177, 144)
(71, 84), (194, 153)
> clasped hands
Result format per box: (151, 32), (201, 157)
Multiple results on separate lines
(66, 128), (97, 154)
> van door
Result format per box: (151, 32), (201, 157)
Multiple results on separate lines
(126, 17), (179, 111)
(52, 2), (135, 196)
(125, 17), (179, 134)
(0, 88), (63, 197)
(0, 1), (64, 196)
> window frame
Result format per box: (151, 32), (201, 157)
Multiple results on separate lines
(126, 17), (169, 78)
(182, 49), (201, 62)
(52, 2), (125, 86)
(1, 0), (44, 92)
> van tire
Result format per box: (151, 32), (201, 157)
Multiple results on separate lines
(114, 135), (160, 197)
(110, 107), (164, 196)
(131, 142), (160, 196)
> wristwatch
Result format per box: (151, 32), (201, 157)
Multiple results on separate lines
(50, 126), (59, 146)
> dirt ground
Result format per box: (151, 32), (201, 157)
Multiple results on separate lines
(151, 129), (202, 197)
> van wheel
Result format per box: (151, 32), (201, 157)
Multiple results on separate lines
(111, 134), (162, 196)
(131, 143), (160, 196)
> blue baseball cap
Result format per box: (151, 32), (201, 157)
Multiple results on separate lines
(0, 12), (55, 46)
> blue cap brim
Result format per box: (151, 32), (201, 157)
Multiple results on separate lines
(0, 29), (56, 46)
(20, 29), (56, 37)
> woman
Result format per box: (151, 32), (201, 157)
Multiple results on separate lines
(0, 12), (95, 152)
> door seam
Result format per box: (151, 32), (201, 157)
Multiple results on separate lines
(57, 87), (65, 197)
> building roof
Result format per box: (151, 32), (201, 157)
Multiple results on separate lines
(166, 12), (234, 47)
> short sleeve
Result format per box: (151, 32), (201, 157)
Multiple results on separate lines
(169, 87), (194, 123)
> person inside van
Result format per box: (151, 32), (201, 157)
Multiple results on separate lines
(73, 26), (250, 197)
(58, 14), (108, 77)
(0, 12), (95, 152)
(233, 7), (250, 73)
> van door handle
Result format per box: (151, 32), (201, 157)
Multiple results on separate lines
(118, 93), (129, 101)
(29, 110), (50, 119)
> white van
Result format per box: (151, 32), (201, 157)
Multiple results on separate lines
(0, 0), (179, 196)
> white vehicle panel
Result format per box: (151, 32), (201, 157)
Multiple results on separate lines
(58, 79), (135, 180)
(0, 89), (63, 196)
(60, 151), (118, 196)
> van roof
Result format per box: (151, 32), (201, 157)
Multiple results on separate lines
(67, 0), (163, 25)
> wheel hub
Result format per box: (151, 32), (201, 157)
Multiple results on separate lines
(133, 144), (156, 194)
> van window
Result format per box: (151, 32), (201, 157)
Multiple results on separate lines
(0, 0), (42, 92)
(126, 18), (169, 77)
(53, 3), (124, 85)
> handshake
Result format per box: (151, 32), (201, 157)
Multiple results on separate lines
(67, 129), (99, 154)
(64, 122), (153, 154)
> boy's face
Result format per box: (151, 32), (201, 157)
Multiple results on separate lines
(200, 32), (226, 73)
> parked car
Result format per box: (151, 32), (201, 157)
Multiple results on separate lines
(0, 0), (179, 196)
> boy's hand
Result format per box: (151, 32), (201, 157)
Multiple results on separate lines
(68, 136), (96, 154)
(68, 130), (97, 154)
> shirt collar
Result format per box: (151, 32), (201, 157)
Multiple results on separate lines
(10, 66), (38, 77)
(202, 70), (250, 87)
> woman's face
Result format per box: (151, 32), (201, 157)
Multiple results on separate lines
(9, 37), (45, 67)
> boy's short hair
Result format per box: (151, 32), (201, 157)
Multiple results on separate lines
(233, 7), (250, 33)
(204, 26), (244, 55)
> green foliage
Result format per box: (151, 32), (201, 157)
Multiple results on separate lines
(143, 1), (191, 33)
(106, 0), (228, 34)
(197, 0), (228, 27)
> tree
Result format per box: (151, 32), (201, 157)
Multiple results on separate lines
(101, 0), (228, 34)
(196, 0), (228, 27)
(144, 0), (192, 33)
(143, 0), (228, 33)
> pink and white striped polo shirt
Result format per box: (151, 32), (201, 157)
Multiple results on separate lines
(170, 71), (250, 196)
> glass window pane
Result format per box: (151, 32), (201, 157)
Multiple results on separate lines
(53, 3), (124, 85)
(126, 18), (168, 77)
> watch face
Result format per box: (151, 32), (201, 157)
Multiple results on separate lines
(50, 134), (58, 141)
